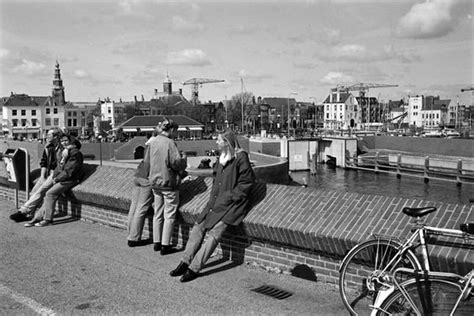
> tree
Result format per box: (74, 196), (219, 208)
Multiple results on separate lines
(231, 92), (254, 132)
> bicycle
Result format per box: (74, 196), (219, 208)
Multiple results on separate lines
(338, 206), (473, 315)
(374, 267), (473, 315)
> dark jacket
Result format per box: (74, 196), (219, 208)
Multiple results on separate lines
(39, 141), (61, 173)
(52, 147), (84, 184)
(198, 151), (255, 228)
(39, 137), (81, 174)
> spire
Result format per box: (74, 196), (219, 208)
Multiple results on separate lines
(163, 72), (172, 95)
(52, 61), (65, 105)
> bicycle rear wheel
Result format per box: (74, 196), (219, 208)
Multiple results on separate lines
(376, 279), (473, 315)
(339, 238), (421, 315)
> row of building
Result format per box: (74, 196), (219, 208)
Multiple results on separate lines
(2, 62), (472, 141)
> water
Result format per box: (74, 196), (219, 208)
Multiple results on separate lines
(290, 165), (474, 205)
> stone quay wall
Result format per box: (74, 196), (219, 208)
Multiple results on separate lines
(1, 164), (472, 285)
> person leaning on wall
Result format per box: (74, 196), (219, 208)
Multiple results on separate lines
(126, 127), (160, 247)
(9, 128), (70, 222)
(24, 133), (84, 227)
(169, 130), (255, 283)
(145, 118), (187, 255)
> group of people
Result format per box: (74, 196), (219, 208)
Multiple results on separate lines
(127, 118), (256, 282)
(9, 119), (256, 283)
(9, 128), (84, 227)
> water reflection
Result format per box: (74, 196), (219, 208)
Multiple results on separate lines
(290, 165), (474, 205)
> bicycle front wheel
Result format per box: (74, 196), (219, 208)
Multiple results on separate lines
(339, 238), (421, 315)
(376, 279), (473, 315)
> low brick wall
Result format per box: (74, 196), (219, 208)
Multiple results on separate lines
(1, 164), (472, 285)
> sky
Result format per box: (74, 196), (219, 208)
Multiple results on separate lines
(0, 0), (472, 106)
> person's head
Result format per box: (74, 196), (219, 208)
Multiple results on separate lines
(60, 134), (72, 147)
(159, 118), (179, 138)
(217, 130), (242, 157)
(46, 128), (61, 144)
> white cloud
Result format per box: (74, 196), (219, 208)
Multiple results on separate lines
(74, 70), (88, 78)
(320, 72), (354, 85)
(0, 49), (9, 59)
(172, 16), (204, 32)
(395, 0), (457, 39)
(234, 69), (273, 83)
(316, 44), (418, 63)
(166, 49), (211, 66)
(12, 59), (46, 76)
(118, 0), (141, 15)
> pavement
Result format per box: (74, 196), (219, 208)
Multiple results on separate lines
(0, 197), (348, 315)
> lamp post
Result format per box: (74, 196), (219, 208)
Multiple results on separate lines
(288, 92), (297, 138)
(309, 97), (317, 131)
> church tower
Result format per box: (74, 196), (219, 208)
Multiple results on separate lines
(52, 60), (65, 105)
(163, 73), (172, 95)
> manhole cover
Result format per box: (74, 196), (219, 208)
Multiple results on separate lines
(251, 285), (293, 300)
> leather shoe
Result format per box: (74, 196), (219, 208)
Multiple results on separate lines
(128, 240), (146, 247)
(160, 245), (174, 255)
(180, 269), (199, 283)
(170, 262), (188, 277)
(153, 242), (161, 252)
(10, 211), (29, 222)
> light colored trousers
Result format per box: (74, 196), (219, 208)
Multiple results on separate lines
(19, 174), (52, 215)
(152, 189), (179, 245)
(181, 221), (228, 273)
(127, 185), (153, 241)
(32, 176), (76, 222)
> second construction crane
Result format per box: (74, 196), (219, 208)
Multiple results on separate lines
(183, 78), (225, 105)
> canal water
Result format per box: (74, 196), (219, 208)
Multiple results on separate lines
(290, 165), (474, 205)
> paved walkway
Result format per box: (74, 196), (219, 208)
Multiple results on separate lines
(0, 197), (348, 315)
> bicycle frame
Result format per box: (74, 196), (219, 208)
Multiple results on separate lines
(368, 223), (472, 315)
(374, 221), (473, 275)
(389, 268), (473, 316)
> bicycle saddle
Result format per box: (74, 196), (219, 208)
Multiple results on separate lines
(402, 206), (437, 217)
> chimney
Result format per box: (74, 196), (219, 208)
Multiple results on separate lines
(154, 89), (158, 94)
(141, 95), (144, 101)
(179, 89), (182, 95)
(134, 95), (137, 102)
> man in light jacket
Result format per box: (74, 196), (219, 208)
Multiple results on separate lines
(145, 118), (187, 255)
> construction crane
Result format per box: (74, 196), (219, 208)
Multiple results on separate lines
(383, 112), (407, 131)
(182, 78), (225, 105)
(460, 86), (473, 92)
(336, 82), (398, 97)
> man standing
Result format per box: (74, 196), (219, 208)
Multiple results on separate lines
(146, 118), (187, 255)
(9, 128), (62, 222)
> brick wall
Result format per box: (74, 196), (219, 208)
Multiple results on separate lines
(1, 164), (472, 285)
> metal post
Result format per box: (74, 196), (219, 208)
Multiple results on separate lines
(456, 159), (462, 186)
(424, 156), (430, 183)
(374, 151), (379, 174)
(396, 154), (401, 178)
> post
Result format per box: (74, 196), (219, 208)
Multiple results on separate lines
(395, 154), (402, 178)
(374, 151), (379, 173)
(456, 159), (462, 186)
(98, 136), (103, 166)
(424, 156), (430, 183)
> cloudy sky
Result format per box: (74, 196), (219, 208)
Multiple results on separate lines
(0, 0), (472, 105)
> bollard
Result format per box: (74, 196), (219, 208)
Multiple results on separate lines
(456, 159), (462, 186)
(424, 156), (430, 183)
(396, 154), (401, 179)
(374, 152), (379, 174)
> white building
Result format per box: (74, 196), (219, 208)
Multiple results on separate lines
(322, 89), (359, 130)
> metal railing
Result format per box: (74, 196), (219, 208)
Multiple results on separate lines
(346, 152), (474, 185)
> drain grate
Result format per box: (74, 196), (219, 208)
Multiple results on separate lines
(251, 285), (293, 300)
